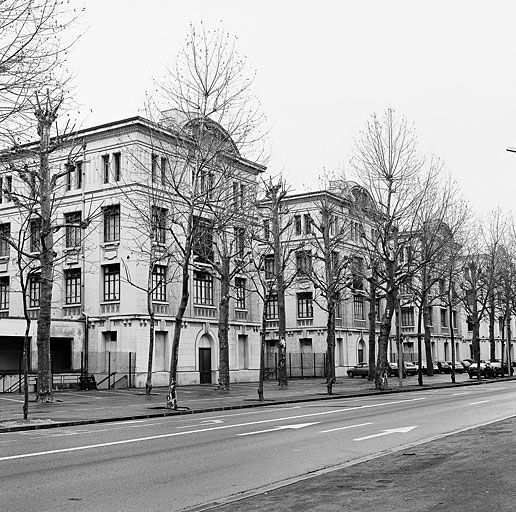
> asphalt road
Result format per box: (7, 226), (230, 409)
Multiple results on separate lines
(1, 383), (515, 512)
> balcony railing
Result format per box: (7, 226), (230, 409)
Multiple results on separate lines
(266, 319), (279, 329)
(153, 304), (169, 315)
(235, 310), (248, 321)
(63, 306), (82, 318)
(101, 303), (120, 315)
(193, 305), (217, 318)
(297, 318), (313, 327)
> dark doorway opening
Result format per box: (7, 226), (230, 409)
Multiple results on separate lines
(199, 347), (211, 384)
(51, 338), (72, 372)
(0, 336), (26, 372)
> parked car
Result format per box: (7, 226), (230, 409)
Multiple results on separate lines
(461, 358), (474, 368)
(467, 362), (495, 379)
(387, 362), (407, 378)
(445, 361), (464, 374)
(416, 361), (440, 374)
(404, 361), (418, 376)
(436, 361), (451, 374)
(347, 363), (369, 378)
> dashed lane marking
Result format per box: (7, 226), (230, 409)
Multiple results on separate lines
(320, 422), (372, 433)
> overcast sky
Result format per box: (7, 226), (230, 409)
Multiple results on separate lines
(70, 1), (516, 214)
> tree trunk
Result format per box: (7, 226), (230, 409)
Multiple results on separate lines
(449, 301), (456, 384)
(326, 304), (336, 395)
(23, 317), (31, 420)
(422, 299), (434, 376)
(35, 108), (56, 404)
(376, 286), (395, 390)
(488, 290), (496, 361)
(416, 297), (424, 386)
(367, 274), (377, 381)
(146, 309), (155, 396)
(167, 266), (189, 409)
(258, 304), (267, 402)
(217, 257), (231, 391)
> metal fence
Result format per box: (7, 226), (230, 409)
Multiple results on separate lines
(87, 351), (136, 388)
(264, 352), (327, 380)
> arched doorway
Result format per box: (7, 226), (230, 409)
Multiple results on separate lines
(198, 334), (213, 384)
(358, 339), (366, 364)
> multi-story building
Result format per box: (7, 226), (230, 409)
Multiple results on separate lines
(0, 116), (265, 389)
(259, 184), (380, 378)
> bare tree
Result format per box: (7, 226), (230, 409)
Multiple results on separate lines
(0, 109), (94, 405)
(148, 24), (265, 409)
(303, 189), (352, 394)
(250, 177), (298, 400)
(351, 108), (430, 390)
(0, 0), (80, 142)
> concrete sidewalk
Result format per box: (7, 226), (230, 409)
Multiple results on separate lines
(0, 373), (513, 433)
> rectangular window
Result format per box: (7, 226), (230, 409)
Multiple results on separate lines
(233, 182), (239, 208)
(265, 293), (278, 319)
(65, 268), (81, 305)
(200, 170), (214, 198)
(234, 227), (245, 258)
(296, 250), (312, 276)
(102, 154), (110, 183)
(352, 257), (364, 290)
(152, 206), (167, 244)
(263, 219), (270, 240)
(152, 265), (167, 302)
(467, 315), (474, 332)
(0, 223), (10, 257)
(335, 292), (342, 319)
(264, 255), (275, 280)
(294, 214), (302, 235)
(239, 183), (245, 209)
(160, 156), (167, 185)
(452, 310), (457, 329)
(441, 308), (448, 327)
(304, 213), (312, 234)
(103, 205), (120, 243)
(113, 152), (121, 182)
(0, 276), (9, 310)
(66, 164), (72, 191)
(401, 306), (414, 327)
(28, 274), (41, 308)
(29, 218), (41, 252)
(192, 216), (213, 262)
(76, 161), (83, 189)
(5, 176), (12, 198)
(65, 212), (82, 249)
(151, 153), (158, 182)
(297, 292), (313, 318)
(235, 277), (246, 309)
(103, 264), (120, 302)
(331, 251), (339, 272)
(193, 271), (213, 306)
(353, 295), (365, 320)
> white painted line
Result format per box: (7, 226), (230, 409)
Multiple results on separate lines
(0, 397), (426, 462)
(354, 426), (418, 441)
(320, 422), (372, 433)
(469, 400), (490, 405)
(0, 397), (24, 403)
(238, 422), (319, 436)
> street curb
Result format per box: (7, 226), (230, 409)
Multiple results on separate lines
(1, 377), (514, 433)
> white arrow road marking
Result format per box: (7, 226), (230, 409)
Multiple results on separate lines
(469, 400), (489, 405)
(354, 426), (417, 441)
(0, 397), (425, 462)
(320, 422), (372, 433)
(178, 419), (224, 428)
(238, 422), (319, 436)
